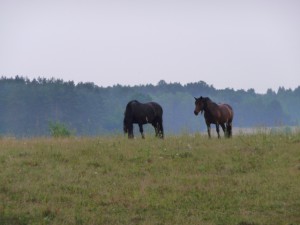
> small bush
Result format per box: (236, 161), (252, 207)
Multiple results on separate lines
(49, 122), (72, 138)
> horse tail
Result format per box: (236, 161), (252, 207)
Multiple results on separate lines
(229, 107), (234, 138)
(158, 116), (164, 138)
(150, 102), (164, 138)
(224, 104), (233, 138)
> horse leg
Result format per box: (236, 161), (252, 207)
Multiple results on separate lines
(216, 123), (221, 139)
(220, 123), (227, 137)
(206, 123), (211, 138)
(139, 124), (145, 139)
(157, 118), (164, 139)
(151, 121), (158, 137)
(151, 118), (164, 139)
(154, 125), (158, 137)
(227, 122), (232, 138)
(128, 132), (134, 139)
(128, 123), (134, 139)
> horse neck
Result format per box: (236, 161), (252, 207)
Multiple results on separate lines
(204, 100), (217, 114)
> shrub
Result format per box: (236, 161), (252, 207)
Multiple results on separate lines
(49, 121), (72, 138)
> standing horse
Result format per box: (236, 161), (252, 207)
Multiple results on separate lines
(123, 100), (164, 139)
(194, 96), (233, 138)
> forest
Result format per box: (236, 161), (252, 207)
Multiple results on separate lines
(0, 76), (299, 137)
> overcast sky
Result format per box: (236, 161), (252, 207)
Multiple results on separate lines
(1, 0), (299, 93)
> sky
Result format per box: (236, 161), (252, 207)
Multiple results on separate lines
(0, 0), (300, 94)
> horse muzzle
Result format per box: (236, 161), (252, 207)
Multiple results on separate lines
(194, 110), (204, 115)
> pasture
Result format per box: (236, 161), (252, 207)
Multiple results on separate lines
(0, 132), (300, 225)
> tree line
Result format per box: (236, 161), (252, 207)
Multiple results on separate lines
(0, 76), (299, 137)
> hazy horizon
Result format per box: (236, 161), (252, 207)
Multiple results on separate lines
(2, 75), (299, 95)
(1, 0), (300, 94)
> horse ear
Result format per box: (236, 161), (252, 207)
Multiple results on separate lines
(194, 97), (197, 100)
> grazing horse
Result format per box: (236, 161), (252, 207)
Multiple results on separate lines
(123, 100), (164, 139)
(194, 96), (233, 138)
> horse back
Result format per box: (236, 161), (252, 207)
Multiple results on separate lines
(125, 101), (163, 123)
(219, 104), (234, 122)
(147, 102), (163, 116)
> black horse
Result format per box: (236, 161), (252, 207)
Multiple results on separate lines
(123, 100), (164, 139)
(194, 96), (234, 138)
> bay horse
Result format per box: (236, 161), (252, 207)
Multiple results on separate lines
(194, 96), (233, 138)
(123, 100), (164, 139)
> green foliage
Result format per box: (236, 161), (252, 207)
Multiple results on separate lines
(49, 121), (72, 138)
(0, 76), (299, 137)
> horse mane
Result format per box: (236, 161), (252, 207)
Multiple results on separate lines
(202, 97), (221, 114)
(203, 97), (211, 102)
(201, 97), (213, 108)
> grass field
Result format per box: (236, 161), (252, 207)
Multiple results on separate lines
(0, 132), (300, 225)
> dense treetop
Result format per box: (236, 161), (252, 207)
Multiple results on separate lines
(0, 76), (299, 137)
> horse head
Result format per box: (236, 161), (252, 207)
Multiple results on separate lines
(194, 96), (205, 115)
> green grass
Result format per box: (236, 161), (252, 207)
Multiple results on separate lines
(0, 133), (300, 225)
